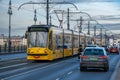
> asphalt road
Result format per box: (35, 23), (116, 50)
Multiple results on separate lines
(0, 53), (120, 80)
(0, 53), (26, 61)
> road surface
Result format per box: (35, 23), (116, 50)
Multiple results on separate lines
(0, 53), (119, 80)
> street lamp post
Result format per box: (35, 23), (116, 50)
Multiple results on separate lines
(91, 19), (99, 44)
(87, 21), (90, 35)
(105, 30), (107, 45)
(8, 0), (12, 52)
(67, 8), (70, 30)
(94, 26), (96, 44)
(69, 11), (92, 34)
(46, 0), (49, 25)
(79, 16), (82, 46)
(100, 28), (102, 46)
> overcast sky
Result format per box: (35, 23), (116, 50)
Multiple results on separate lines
(0, 0), (120, 36)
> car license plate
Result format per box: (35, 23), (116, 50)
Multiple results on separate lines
(112, 50), (115, 52)
(90, 58), (97, 61)
(112, 50), (116, 52)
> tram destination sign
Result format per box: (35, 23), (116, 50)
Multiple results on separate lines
(28, 27), (48, 32)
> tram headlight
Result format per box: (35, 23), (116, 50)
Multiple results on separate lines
(44, 49), (47, 54)
(27, 49), (30, 53)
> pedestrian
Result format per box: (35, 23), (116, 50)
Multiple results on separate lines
(78, 44), (83, 59)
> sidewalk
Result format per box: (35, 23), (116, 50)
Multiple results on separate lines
(0, 51), (26, 55)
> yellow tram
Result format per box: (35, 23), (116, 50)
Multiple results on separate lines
(26, 25), (91, 61)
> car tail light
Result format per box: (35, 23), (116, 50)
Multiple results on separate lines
(115, 48), (118, 50)
(98, 56), (107, 59)
(80, 55), (87, 59)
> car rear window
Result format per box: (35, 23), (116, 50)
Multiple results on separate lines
(84, 49), (104, 55)
(87, 45), (96, 47)
(86, 45), (98, 47)
(110, 46), (118, 48)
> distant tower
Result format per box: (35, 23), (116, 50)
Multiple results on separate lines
(34, 9), (37, 25)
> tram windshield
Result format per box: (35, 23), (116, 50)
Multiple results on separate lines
(28, 32), (48, 48)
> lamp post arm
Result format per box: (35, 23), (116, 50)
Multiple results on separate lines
(18, 1), (78, 10)
(79, 11), (92, 20)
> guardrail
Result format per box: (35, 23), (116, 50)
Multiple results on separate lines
(0, 45), (26, 54)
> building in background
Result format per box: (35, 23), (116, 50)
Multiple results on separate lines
(0, 34), (26, 47)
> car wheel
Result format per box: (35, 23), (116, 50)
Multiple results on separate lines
(78, 56), (80, 59)
(104, 66), (109, 72)
(117, 52), (119, 54)
(80, 66), (86, 71)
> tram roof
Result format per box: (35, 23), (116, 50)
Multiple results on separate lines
(28, 25), (91, 37)
(29, 25), (50, 28)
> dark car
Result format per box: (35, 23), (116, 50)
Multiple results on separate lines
(80, 47), (109, 72)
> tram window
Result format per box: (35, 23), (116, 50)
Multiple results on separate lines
(63, 45), (68, 49)
(57, 45), (68, 49)
(57, 45), (61, 49)
(73, 36), (79, 48)
(28, 32), (47, 48)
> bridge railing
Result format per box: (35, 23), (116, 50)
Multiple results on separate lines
(0, 45), (26, 54)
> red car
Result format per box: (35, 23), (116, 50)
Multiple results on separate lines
(109, 46), (119, 54)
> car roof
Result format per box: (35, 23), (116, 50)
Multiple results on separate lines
(85, 47), (104, 50)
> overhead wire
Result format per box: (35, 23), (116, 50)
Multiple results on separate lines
(0, 1), (59, 22)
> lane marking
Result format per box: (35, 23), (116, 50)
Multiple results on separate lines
(0, 63), (27, 70)
(110, 55), (119, 64)
(56, 78), (60, 80)
(0, 62), (49, 76)
(67, 71), (73, 75)
(0, 57), (25, 62)
(1, 60), (65, 80)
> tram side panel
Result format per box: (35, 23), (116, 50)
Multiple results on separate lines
(63, 30), (73, 57)
(72, 32), (79, 55)
(52, 28), (64, 59)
